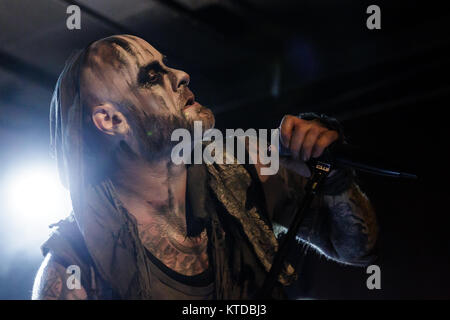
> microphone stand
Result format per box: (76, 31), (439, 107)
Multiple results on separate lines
(258, 146), (417, 299)
(259, 158), (333, 299)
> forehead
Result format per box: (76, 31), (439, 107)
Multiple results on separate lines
(82, 35), (165, 105)
(92, 35), (163, 71)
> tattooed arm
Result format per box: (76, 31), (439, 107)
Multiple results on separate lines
(325, 183), (378, 264)
(253, 114), (378, 266)
(32, 253), (87, 300)
(296, 181), (379, 265)
(258, 164), (378, 266)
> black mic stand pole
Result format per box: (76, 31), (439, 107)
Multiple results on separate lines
(258, 141), (418, 299)
(258, 158), (333, 299)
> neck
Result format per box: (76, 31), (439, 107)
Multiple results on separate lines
(111, 154), (188, 236)
(110, 152), (210, 276)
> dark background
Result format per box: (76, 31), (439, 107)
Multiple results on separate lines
(0, 0), (449, 299)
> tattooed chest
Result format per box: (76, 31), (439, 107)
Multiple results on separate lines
(138, 225), (210, 276)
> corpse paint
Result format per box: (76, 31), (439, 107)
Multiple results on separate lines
(182, 304), (216, 317)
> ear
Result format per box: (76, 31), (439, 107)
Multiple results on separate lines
(91, 103), (129, 136)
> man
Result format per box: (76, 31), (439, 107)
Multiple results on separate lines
(32, 35), (377, 300)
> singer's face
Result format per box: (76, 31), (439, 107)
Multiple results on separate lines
(81, 35), (215, 158)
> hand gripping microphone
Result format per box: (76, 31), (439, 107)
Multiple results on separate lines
(278, 142), (418, 179)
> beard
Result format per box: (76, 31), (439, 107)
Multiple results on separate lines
(182, 104), (215, 131)
(113, 86), (216, 163)
(117, 105), (195, 163)
(138, 112), (195, 163)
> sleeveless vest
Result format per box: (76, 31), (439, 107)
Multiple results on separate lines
(41, 163), (297, 299)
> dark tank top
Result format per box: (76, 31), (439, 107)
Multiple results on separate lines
(145, 249), (215, 299)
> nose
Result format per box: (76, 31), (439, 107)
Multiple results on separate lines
(171, 68), (190, 91)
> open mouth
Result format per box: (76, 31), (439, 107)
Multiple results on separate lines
(183, 96), (196, 110)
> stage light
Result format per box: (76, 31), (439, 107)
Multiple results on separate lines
(5, 163), (72, 249)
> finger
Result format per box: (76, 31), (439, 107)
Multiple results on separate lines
(311, 130), (339, 158)
(301, 126), (326, 161)
(279, 115), (296, 148)
(289, 121), (309, 160)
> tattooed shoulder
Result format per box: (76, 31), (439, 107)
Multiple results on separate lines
(32, 253), (88, 300)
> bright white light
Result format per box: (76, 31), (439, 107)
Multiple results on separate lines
(5, 164), (72, 249)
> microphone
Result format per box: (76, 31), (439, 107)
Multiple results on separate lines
(278, 142), (418, 179)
